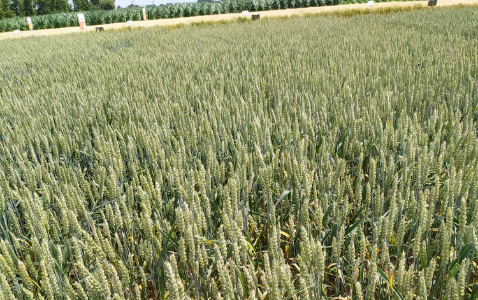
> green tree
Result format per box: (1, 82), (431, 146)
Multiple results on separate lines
(10, 0), (23, 16)
(89, 0), (98, 9)
(34, 0), (69, 14)
(0, 0), (14, 19)
(89, 0), (114, 11)
(101, 0), (114, 10)
(73, 0), (90, 11)
(34, 0), (51, 14)
(52, 0), (70, 12)
(22, 0), (34, 16)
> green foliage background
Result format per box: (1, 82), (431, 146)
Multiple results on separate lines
(0, 0), (414, 33)
(0, 0), (114, 22)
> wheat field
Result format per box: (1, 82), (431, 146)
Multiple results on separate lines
(0, 6), (477, 299)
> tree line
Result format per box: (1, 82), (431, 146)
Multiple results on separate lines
(0, 0), (116, 19)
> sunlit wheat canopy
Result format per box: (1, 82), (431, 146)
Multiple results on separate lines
(0, 6), (477, 299)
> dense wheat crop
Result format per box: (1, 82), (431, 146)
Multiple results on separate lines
(0, 6), (478, 299)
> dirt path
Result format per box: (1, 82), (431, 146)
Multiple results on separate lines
(0, 0), (476, 41)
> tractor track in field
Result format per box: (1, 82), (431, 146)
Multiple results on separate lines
(0, 0), (476, 40)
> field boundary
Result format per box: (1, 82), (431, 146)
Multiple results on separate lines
(0, 0), (476, 40)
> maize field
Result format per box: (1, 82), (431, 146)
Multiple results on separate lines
(0, 6), (478, 299)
